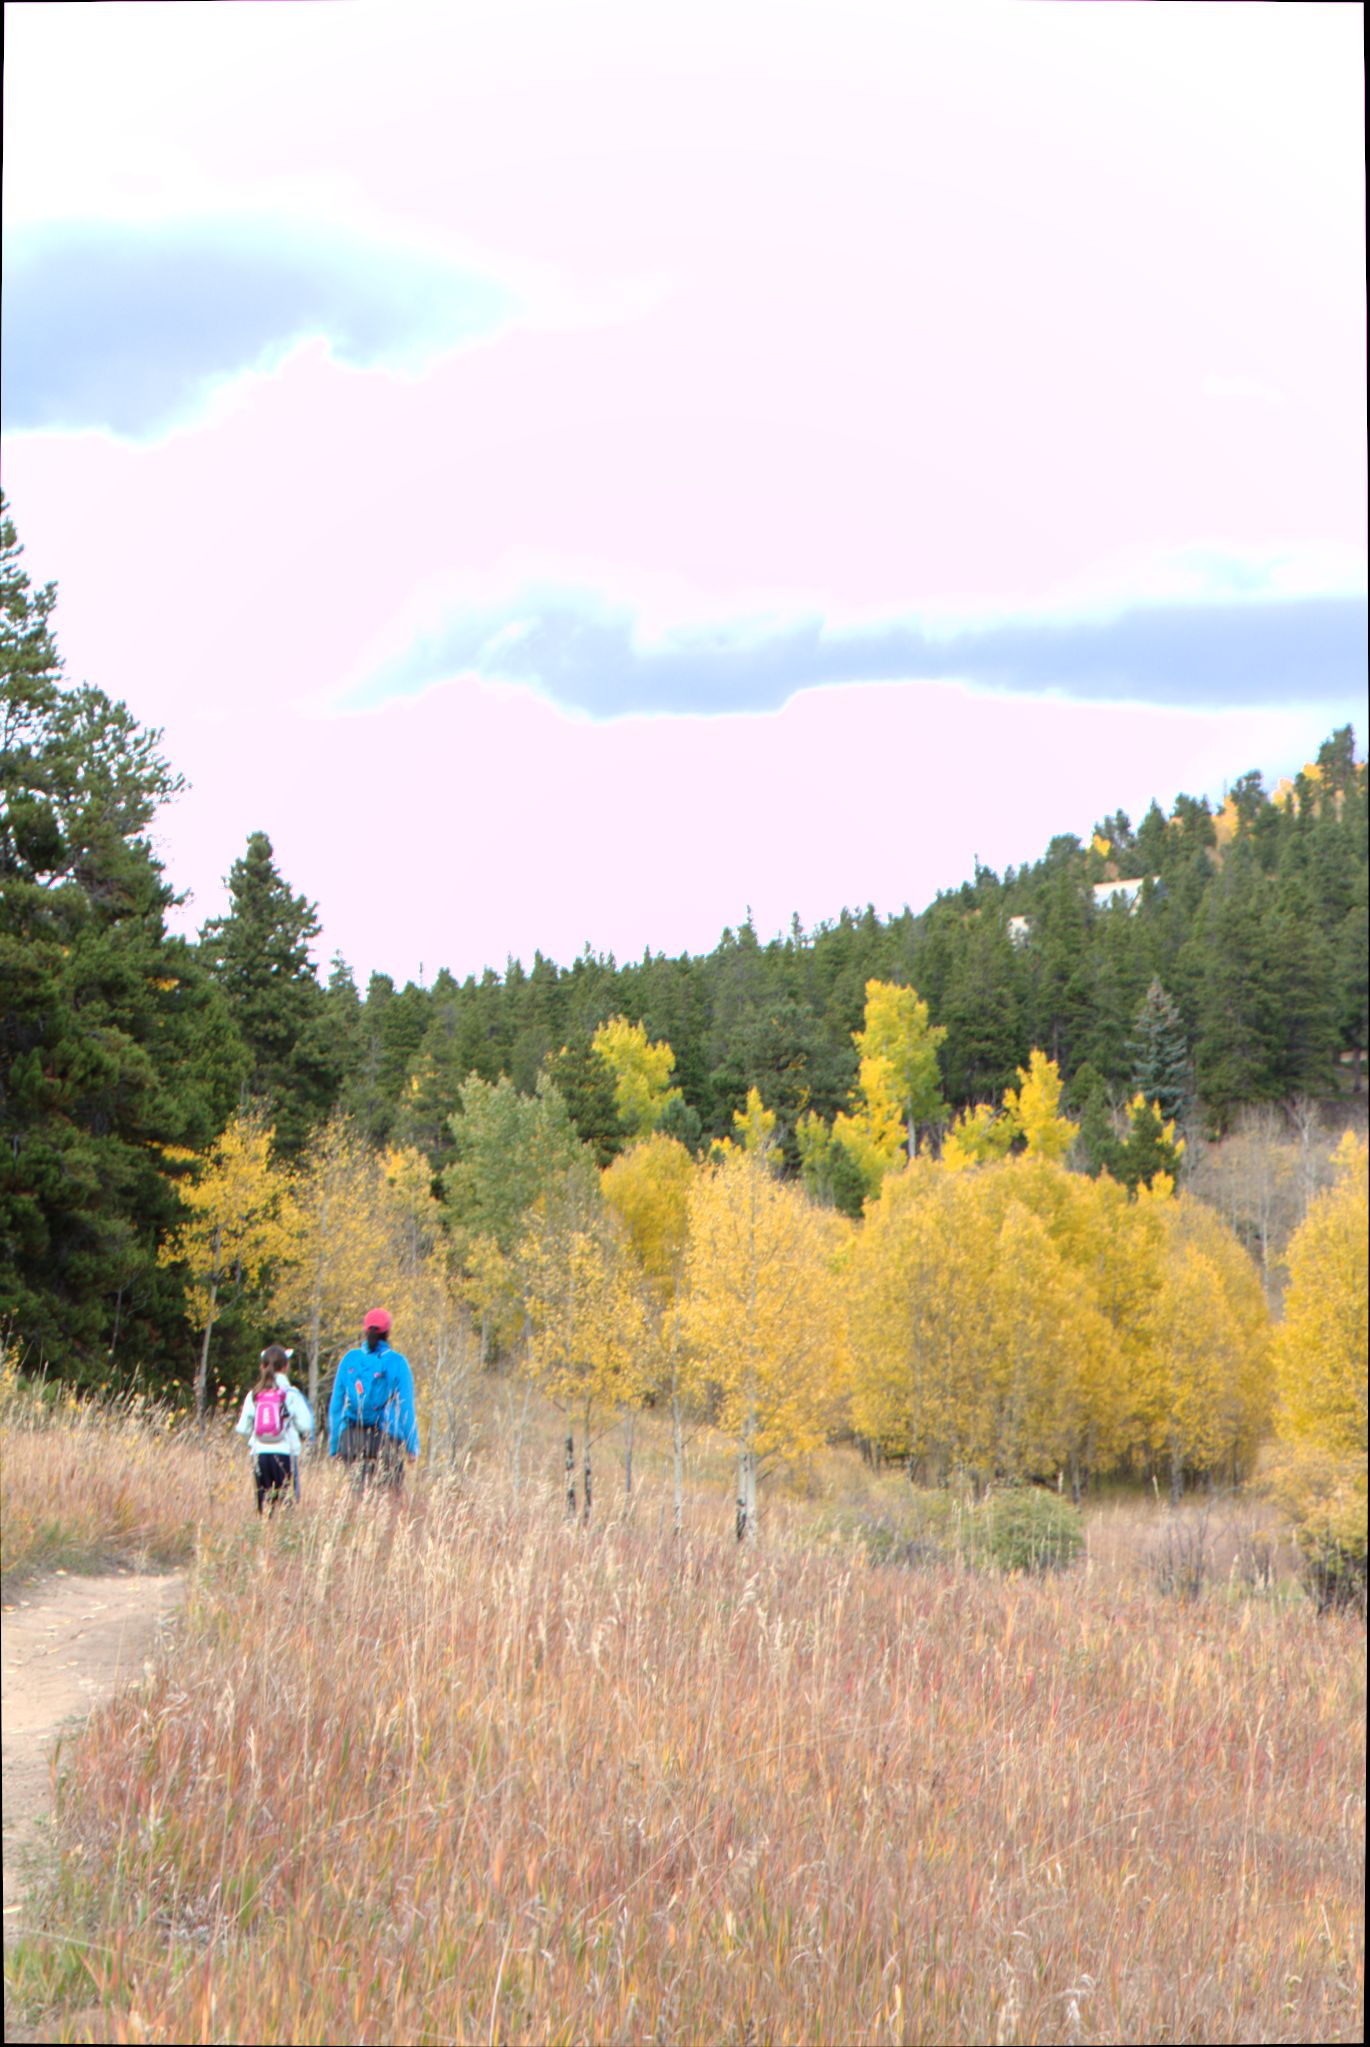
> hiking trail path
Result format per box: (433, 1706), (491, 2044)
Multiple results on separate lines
(2, 1569), (185, 2041)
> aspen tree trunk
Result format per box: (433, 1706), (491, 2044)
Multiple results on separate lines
(622, 1408), (635, 1498)
(307, 1295), (322, 1417)
(735, 1424), (758, 1541)
(582, 1398), (593, 1524)
(193, 1228), (223, 1421)
(510, 1380), (532, 1504)
(672, 1395), (685, 1537)
(565, 1431), (576, 1518)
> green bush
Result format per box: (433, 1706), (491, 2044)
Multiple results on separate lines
(972, 1487), (1084, 1575)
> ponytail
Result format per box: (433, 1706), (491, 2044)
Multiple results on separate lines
(257, 1343), (290, 1392)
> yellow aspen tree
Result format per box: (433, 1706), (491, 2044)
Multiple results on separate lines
(1271, 1133), (1368, 1590)
(159, 1114), (296, 1417)
(852, 979), (949, 1163)
(845, 1164), (1001, 1488)
(602, 1135), (698, 1528)
(1148, 1236), (1239, 1498)
(1068, 1166), (1171, 1482)
(990, 1198), (1107, 1485)
(830, 1053), (906, 1201)
(942, 1102), (1014, 1173)
(591, 1016), (683, 1140)
(1169, 1195), (1272, 1480)
(1275, 1132), (1368, 1459)
(520, 1165), (646, 1520)
(733, 1084), (779, 1159)
(1002, 1049), (1079, 1162)
(969, 1156), (1146, 1490)
(383, 1145), (474, 1467)
(683, 1146), (845, 1538)
(271, 1113), (393, 1411)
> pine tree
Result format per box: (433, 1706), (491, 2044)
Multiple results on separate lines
(1185, 841), (1282, 1120)
(199, 831), (335, 1154)
(1112, 1093), (1186, 1195)
(543, 1038), (625, 1166)
(1, 496), (248, 1383)
(1127, 979), (1193, 1127)
(939, 914), (1023, 1105)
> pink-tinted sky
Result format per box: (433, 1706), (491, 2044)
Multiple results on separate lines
(3, 1), (1364, 984)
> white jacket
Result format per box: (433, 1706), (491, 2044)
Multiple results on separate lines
(236, 1372), (315, 1456)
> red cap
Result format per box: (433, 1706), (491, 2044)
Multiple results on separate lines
(362, 1307), (392, 1333)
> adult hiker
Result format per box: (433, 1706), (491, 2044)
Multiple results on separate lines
(328, 1307), (421, 1488)
(235, 1344), (316, 1515)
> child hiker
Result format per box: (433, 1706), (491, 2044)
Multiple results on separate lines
(236, 1344), (316, 1515)
(328, 1307), (420, 1489)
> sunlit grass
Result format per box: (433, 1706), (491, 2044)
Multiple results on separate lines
(0, 1366), (250, 1590)
(44, 1462), (1365, 2046)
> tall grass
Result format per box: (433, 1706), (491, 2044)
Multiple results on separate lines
(0, 1364), (252, 1589)
(48, 1468), (1365, 2045)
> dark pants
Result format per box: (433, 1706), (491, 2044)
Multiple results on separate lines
(254, 1451), (293, 1514)
(339, 1423), (405, 1489)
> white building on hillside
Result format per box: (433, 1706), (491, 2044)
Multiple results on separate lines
(1007, 877), (1158, 947)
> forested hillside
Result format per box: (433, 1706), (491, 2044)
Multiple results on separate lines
(3, 492), (1367, 1494)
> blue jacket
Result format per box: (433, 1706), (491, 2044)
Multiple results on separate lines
(328, 1339), (421, 1457)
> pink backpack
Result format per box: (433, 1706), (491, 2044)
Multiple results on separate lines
(253, 1385), (289, 1442)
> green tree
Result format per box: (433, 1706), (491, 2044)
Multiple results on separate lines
(441, 1072), (585, 1357)
(1, 496), (247, 1385)
(939, 914), (1023, 1105)
(1112, 1093), (1186, 1195)
(1185, 841), (1282, 1120)
(543, 1038), (625, 1166)
(1127, 979), (1193, 1128)
(199, 831), (336, 1154)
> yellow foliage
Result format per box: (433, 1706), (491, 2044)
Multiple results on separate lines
(591, 1016), (683, 1139)
(831, 1054), (906, 1197)
(1213, 793), (1240, 846)
(601, 1135), (693, 1302)
(270, 1117), (397, 1400)
(845, 1146), (1269, 1490)
(160, 1114), (296, 1328)
(1003, 1050), (1078, 1162)
(851, 980), (948, 1158)
(733, 1085), (778, 1159)
(1268, 1133), (1368, 1575)
(683, 1147), (845, 1471)
(1274, 1133), (1368, 1462)
(520, 1173), (647, 1420)
(942, 1102), (1014, 1173)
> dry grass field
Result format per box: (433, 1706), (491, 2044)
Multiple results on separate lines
(0, 1377), (246, 1593)
(2, 1379), (1364, 2045)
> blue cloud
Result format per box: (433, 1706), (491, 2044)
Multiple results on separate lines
(2, 216), (515, 438)
(358, 589), (1368, 718)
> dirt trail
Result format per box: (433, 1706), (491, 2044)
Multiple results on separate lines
(2, 1571), (184, 1929)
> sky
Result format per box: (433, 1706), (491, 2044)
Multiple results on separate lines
(2, 0), (1365, 987)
